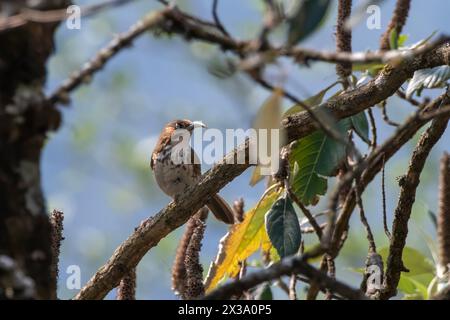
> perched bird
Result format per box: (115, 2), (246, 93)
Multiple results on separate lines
(151, 119), (234, 224)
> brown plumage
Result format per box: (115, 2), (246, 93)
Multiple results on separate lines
(151, 119), (234, 224)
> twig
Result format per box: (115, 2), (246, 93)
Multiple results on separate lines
(367, 108), (378, 150)
(156, 0), (218, 28)
(274, 278), (290, 296)
(258, 0), (283, 47)
(381, 155), (391, 239)
(335, 0), (353, 88)
(396, 89), (422, 107)
(289, 274), (297, 300)
(380, 0), (412, 50)
(437, 153), (450, 277)
(49, 9), (168, 105)
(381, 96), (450, 299)
(301, 223), (327, 234)
(0, 0), (137, 32)
(284, 36), (449, 66)
(282, 41), (450, 142)
(48, 1), (449, 108)
(381, 103), (400, 127)
(204, 254), (366, 300)
(355, 181), (377, 252)
(116, 268), (136, 300)
(212, 0), (229, 37)
(287, 185), (323, 240)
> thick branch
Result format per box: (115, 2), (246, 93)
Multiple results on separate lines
(0, 0), (70, 299)
(381, 106), (450, 299)
(74, 142), (250, 300)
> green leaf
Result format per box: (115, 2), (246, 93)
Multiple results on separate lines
(283, 82), (339, 118)
(289, 119), (352, 205)
(287, 0), (331, 45)
(397, 34), (409, 47)
(351, 111), (370, 144)
(398, 274), (433, 299)
(378, 246), (434, 276)
(397, 275), (418, 295)
(265, 194), (302, 258)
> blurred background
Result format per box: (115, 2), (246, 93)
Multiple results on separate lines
(43, 0), (450, 299)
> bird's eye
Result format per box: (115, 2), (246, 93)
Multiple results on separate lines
(175, 123), (181, 129)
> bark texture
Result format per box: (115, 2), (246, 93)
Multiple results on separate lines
(0, 0), (70, 299)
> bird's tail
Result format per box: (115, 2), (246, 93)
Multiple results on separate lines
(206, 194), (235, 224)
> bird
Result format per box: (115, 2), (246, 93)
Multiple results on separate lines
(151, 119), (235, 224)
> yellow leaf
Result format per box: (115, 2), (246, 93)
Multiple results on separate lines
(204, 188), (283, 292)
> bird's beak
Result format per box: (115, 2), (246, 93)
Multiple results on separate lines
(188, 121), (207, 130)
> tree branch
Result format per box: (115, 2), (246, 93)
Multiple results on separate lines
(48, 2), (450, 107)
(212, 0), (229, 37)
(381, 97), (450, 299)
(0, 0), (137, 32)
(330, 93), (450, 261)
(74, 142), (251, 300)
(438, 152), (450, 274)
(282, 42), (450, 142)
(335, 0), (353, 87)
(380, 0), (412, 50)
(204, 254), (366, 300)
(49, 9), (168, 104)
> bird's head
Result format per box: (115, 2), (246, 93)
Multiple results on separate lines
(152, 119), (207, 157)
(167, 119), (207, 132)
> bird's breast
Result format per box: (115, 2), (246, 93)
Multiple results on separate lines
(152, 148), (200, 198)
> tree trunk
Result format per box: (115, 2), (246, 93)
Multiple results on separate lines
(0, 0), (70, 299)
